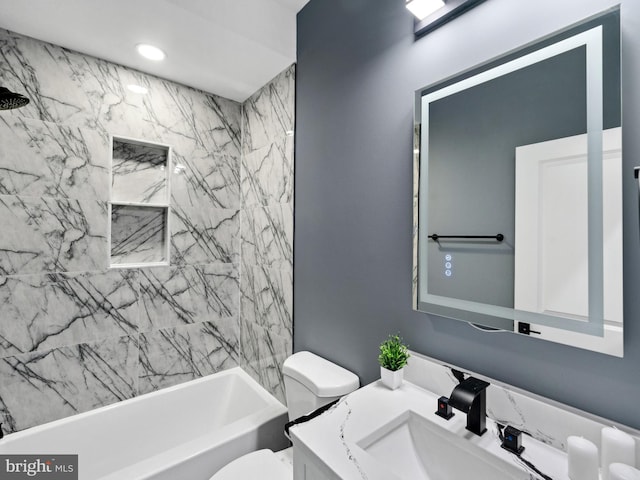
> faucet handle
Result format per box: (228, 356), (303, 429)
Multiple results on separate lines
(501, 426), (525, 455)
(435, 396), (455, 420)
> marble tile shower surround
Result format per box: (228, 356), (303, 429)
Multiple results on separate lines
(0, 269), (138, 357)
(138, 263), (239, 333)
(238, 65), (295, 404)
(242, 66), (295, 155)
(241, 136), (294, 207)
(0, 27), (295, 434)
(0, 31), (241, 158)
(0, 335), (138, 434)
(0, 116), (109, 201)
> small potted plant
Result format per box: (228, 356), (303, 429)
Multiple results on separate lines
(378, 334), (410, 390)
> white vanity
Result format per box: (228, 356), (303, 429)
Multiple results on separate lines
(290, 352), (640, 480)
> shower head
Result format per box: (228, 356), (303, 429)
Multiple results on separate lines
(0, 87), (30, 110)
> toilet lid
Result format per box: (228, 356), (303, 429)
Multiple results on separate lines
(209, 449), (292, 480)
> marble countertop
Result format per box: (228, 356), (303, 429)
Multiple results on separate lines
(290, 380), (572, 480)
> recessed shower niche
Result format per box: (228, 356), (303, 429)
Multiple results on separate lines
(109, 137), (171, 267)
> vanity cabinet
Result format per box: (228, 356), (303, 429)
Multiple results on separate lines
(293, 447), (336, 480)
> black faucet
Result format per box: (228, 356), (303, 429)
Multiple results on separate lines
(448, 375), (490, 436)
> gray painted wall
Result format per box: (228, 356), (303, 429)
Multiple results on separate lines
(294, 0), (640, 428)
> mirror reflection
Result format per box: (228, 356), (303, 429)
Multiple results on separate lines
(413, 8), (622, 356)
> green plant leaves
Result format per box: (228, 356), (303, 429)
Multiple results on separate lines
(378, 334), (410, 371)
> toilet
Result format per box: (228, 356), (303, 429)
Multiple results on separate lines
(210, 351), (359, 479)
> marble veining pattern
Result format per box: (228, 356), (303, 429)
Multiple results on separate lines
(240, 320), (291, 404)
(0, 29), (241, 155)
(111, 140), (168, 204)
(0, 25), (294, 435)
(436, 363), (562, 449)
(138, 319), (240, 394)
(241, 135), (293, 207)
(239, 64), (295, 401)
(242, 65), (295, 154)
(241, 264), (293, 339)
(0, 116), (108, 200)
(171, 205), (239, 265)
(0, 270), (137, 358)
(338, 399), (369, 480)
(141, 80), (241, 156)
(241, 203), (293, 269)
(0, 335), (137, 432)
(405, 352), (640, 458)
(198, 263), (240, 320)
(171, 145), (240, 211)
(291, 379), (575, 480)
(0, 194), (107, 276)
(138, 263), (238, 332)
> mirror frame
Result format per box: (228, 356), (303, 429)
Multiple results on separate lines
(412, 7), (623, 356)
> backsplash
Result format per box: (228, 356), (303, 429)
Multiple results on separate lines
(0, 28), (293, 434)
(405, 351), (640, 459)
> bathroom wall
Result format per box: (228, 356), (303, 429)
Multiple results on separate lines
(0, 28), (294, 434)
(295, 0), (640, 429)
(239, 66), (295, 403)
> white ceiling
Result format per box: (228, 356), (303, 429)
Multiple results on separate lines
(0, 0), (309, 102)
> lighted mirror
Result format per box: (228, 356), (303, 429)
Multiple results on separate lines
(413, 8), (622, 356)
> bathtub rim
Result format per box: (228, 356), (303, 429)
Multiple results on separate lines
(0, 366), (287, 446)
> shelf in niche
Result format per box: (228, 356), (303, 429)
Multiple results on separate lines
(111, 201), (170, 208)
(109, 136), (172, 267)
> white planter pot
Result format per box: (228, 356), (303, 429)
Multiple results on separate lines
(380, 366), (404, 390)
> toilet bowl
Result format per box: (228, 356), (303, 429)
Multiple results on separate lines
(209, 351), (359, 479)
(209, 449), (292, 480)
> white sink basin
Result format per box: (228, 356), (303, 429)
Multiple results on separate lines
(291, 381), (569, 480)
(356, 411), (526, 480)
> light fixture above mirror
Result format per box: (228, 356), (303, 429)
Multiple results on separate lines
(406, 0), (445, 20)
(408, 0), (488, 37)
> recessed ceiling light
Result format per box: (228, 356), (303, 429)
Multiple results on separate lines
(127, 84), (148, 95)
(136, 43), (166, 61)
(406, 0), (445, 20)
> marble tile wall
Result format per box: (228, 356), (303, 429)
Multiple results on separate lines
(0, 28), (295, 433)
(239, 66), (295, 403)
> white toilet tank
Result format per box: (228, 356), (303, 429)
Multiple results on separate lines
(283, 351), (360, 421)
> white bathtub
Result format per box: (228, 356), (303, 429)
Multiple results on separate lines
(0, 367), (289, 480)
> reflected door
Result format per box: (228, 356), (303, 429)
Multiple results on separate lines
(514, 127), (622, 354)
